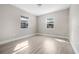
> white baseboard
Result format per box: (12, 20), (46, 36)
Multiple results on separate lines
(0, 33), (69, 45)
(0, 33), (36, 45)
(36, 33), (69, 39)
(70, 40), (78, 54)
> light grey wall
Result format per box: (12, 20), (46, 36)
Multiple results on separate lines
(37, 9), (69, 38)
(70, 5), (79, 53)
(0, 5), (36, 42)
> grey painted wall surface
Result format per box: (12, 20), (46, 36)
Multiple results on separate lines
(70, 5), (79, 53)
(37, 9), (69, 38)
(0, 4), (69, 44)
(0, 5), (36, 42)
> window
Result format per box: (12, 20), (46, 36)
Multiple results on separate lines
(47, 17), (54, 28)
(20, 16), (29, 28)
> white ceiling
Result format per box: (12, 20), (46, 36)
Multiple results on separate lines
(12, 4), (70, 16)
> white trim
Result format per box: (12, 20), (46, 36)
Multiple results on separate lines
(0, 33), (36, 45)
(0, 33), (69, 45)
(36, 33), (69, 39)
(70, 39), (78, 54)
(70, 43), (78, 54)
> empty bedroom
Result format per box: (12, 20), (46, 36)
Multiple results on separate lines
(0, 4), (79, 54)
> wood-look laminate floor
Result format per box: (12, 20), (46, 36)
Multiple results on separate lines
(0, 35), (75, 54)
